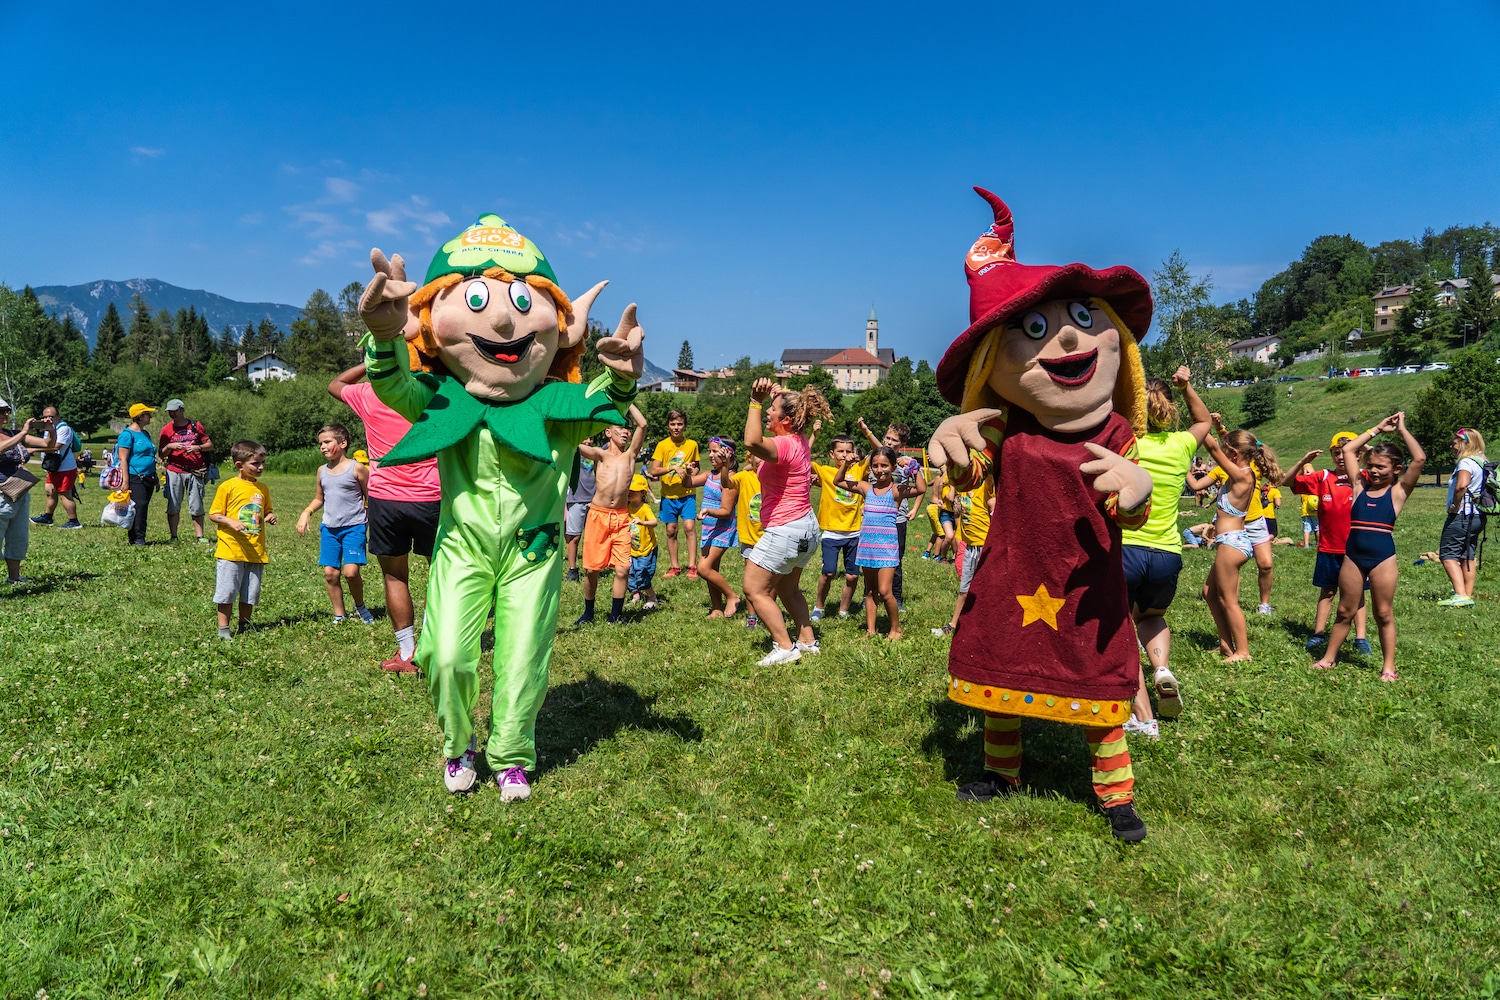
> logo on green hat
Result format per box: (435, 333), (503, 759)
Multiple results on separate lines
(425, 214), (557, 286)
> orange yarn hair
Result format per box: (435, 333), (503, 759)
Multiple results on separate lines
(407, 268), (582, 383)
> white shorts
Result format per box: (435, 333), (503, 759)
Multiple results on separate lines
(746, 511), (820, 575)
(1243, 517), (1270, 548)
(1301, 516), (1318, 534)
(959, 544), (984, 594)
(564, 501), (590, 537)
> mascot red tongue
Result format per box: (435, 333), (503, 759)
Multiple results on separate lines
(928, 188), (1155, 841)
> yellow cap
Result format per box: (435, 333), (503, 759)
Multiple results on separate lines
(1330, 431), (1357, 449)
(352, 449), (369, 463)
(128, 403), (155, 419)
(629, 474), (649, 492)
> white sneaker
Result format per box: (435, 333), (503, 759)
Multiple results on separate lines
(643, 600), (657, 611)
(796, 640), (821, 655)
(810, 608), (824, 622)
(1256, 603), (1274, 616)
(444, 738), (478, 793)
(1153, 667), (1183, 719)
(496, 766), (531, 802)
(756, 644), (802, 666)
(1123, 715), (1159, 740)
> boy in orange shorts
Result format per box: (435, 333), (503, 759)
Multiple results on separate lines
(577, 405), (647, 624)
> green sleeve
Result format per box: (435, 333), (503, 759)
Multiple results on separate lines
(559, 368), (639, 451)
(361, 333), (435, 423)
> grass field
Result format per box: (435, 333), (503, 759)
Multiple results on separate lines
(3, 473), (1498, 998)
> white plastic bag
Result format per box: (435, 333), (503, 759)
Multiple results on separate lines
(101, 499), (135, 530)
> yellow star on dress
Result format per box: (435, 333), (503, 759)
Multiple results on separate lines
(1016, 583), (1066, 630)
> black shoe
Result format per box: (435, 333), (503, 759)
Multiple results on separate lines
(30, 514), (53, 525)
(573, 611), (594, 626)
(956, 774), (1014, 802)
(1105, 803), (1147, 842)
(565, 568), (579, 582)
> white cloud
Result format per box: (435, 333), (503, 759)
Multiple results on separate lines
(130, 146), (165, 158)
(366, 196), (450, 237)
(325, 177), (359, 203)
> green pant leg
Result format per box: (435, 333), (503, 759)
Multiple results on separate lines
(416, 532), (496, 760)
(484, 548), (563, 772)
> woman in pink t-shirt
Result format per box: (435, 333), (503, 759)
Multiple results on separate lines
(742, 377), (832, 666)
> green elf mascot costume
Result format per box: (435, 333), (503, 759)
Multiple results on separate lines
(358, 215), (644, 801)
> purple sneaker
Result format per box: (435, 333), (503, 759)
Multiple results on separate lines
(444, 739), (478, 793)
(496, 766), (531, 802)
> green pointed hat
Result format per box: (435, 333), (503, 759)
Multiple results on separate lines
(424, 214), (557, 286)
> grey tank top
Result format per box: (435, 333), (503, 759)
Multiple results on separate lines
(321, 462), (366, 528)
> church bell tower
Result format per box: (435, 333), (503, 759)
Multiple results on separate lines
(866, 305), (878, 354)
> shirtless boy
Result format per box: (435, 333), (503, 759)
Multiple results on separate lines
(576, 405), (648, 624)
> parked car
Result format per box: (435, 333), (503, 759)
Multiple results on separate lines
(1395, 365), (1420, 374)
(1376, 367), (1395, 376)
(1207, 381), (1227, 389)
(1422, 362), (1450, 371)
(1276, 375), (1305, 382)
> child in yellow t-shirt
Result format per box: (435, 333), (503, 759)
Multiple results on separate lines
(647, 410), (700, 578)
(933, 479), (994, 635)
(810, 434), (867, 620)
(208, 440), (276, 638)
(1299, 464), (1320, 547)
(733, 456), (764, 629)
(627, 475), (660, 609)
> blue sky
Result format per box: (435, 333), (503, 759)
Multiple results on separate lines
(2, 2), (1497, 367)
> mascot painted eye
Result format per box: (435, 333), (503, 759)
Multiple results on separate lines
(1068, 302), (1093, 328)
(508, 281), (533, 313)
(464, 280), (490, 312)
(1021, 311), (1048, 339)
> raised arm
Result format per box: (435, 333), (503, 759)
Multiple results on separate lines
(329, 363), (367, 401)
(831, 456), (868, 495)
(1283, 449), (1321, 490)
(855, 417), (882, 451)
(627, 405), (648, 457)
(1394, 412), (1426, 499)
(0, 419), (37, 456)
(745, 378), (778, 462)
(1174, 366), (1212, 444)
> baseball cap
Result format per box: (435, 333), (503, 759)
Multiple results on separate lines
(129, 403), (156, 419)
(1330, 431), (1357, 449)
(164, 399), (185, 412)
(0, 397), (10, 409)
(629, 474), (649, 492)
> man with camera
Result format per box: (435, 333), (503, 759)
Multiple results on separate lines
(30, 405), (82, 530)
(158, 398), (214, 543)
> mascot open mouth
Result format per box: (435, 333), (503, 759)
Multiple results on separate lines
(1037, 350), (1098, 386)
(468, 332), (536, 365)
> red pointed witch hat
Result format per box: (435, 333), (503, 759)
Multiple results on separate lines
(935, 188), (1153, 407)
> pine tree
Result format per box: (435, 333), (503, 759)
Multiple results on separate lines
(93, 301), (126, 366)
(256, 318), (283, 355)
(677, 340), (695, 371)
(126, 293), (154, 364)
(1459, 254), (1498, 344)
(284, 289), (356, 374)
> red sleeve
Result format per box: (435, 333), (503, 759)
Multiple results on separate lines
(947, 411), (1006, 492)
(1291, 471), (1319, 496)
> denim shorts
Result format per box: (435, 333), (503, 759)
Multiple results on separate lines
(1121, 544), (1183, 612)
(747, 511), (820, 575)
(628, 550), (658, 591)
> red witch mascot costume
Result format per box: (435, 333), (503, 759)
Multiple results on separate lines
(929, 189), (1154, 842)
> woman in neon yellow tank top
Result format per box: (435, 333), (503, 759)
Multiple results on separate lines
(1119, 366), (1211, 733)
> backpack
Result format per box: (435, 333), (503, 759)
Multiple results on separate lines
(1476, 459), (1500, 516)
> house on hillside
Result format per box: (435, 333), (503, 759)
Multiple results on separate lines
(1373, 284), (1413, 332)
(234, 350), (297, 384)
(779, 308), (896, 390)
(1228, 335), (1281, 365)
(1436, 274), (1500, 308)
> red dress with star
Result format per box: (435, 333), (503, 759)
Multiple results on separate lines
(945, 406), (1148, 728)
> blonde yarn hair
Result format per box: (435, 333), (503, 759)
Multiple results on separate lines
(959, 298), (1147, 436)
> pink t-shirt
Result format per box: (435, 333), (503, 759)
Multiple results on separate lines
(340, 382), (442, 503)
(758, 433), (813, 528)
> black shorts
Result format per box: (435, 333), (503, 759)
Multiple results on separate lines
(1266, 517), (1278, 537)
(1121, 545), (1183, 613)
(367, 497), (441, 559)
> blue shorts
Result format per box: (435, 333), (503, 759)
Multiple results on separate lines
(628, 550), (657, 592)
(1121, 545), (1182, 613)
(1313, 550), (1369, 591)
(821, 535), (859, 576)
(660, 495), (697, 524)
(320, 522), (368, 568)
(938, 510), (956, 528)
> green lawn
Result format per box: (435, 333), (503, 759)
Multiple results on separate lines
(2, 475), (1498, 998)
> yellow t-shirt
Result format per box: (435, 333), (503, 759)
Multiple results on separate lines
(1265, 486), (1282, 515)
(1301, 493), (1319, 517)
(811, 461), (867, 534)
(630, 502), (658, 557)
(1209, 466), (1265, 521)
(956, 479), (994, 546)
(651, 438), (701, 499)
(733, 469), (763, 547)
(211, 476), (272, 563)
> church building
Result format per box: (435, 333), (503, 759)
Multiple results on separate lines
(778, 308), (895, 391)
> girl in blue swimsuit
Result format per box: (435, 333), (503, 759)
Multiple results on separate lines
(1313, 413), (1425, 682)
(1201, 420), (1262, 662)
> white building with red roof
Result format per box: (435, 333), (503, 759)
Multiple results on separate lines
(778, 307), (894, 391)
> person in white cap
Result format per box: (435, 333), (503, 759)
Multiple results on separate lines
(158, 398), (214, 543)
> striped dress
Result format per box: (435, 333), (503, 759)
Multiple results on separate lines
(856, 484), (900, 568)
(698, 472), (739, 548)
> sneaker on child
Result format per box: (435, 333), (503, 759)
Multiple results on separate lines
(1123, 715), (1159, 739)
(496, 766), (531, 802)
(1105, 803), (1147, 842)
(445, 740), (478, 794)
(756, 644), (802, 666)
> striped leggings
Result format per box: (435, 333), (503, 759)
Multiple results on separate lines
(983, 712), (1134, 807)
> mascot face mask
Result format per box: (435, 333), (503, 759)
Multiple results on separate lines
(410, 214), (592, 402)
(427, 274), (570, 400)
(988, 298), (1122, 432)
